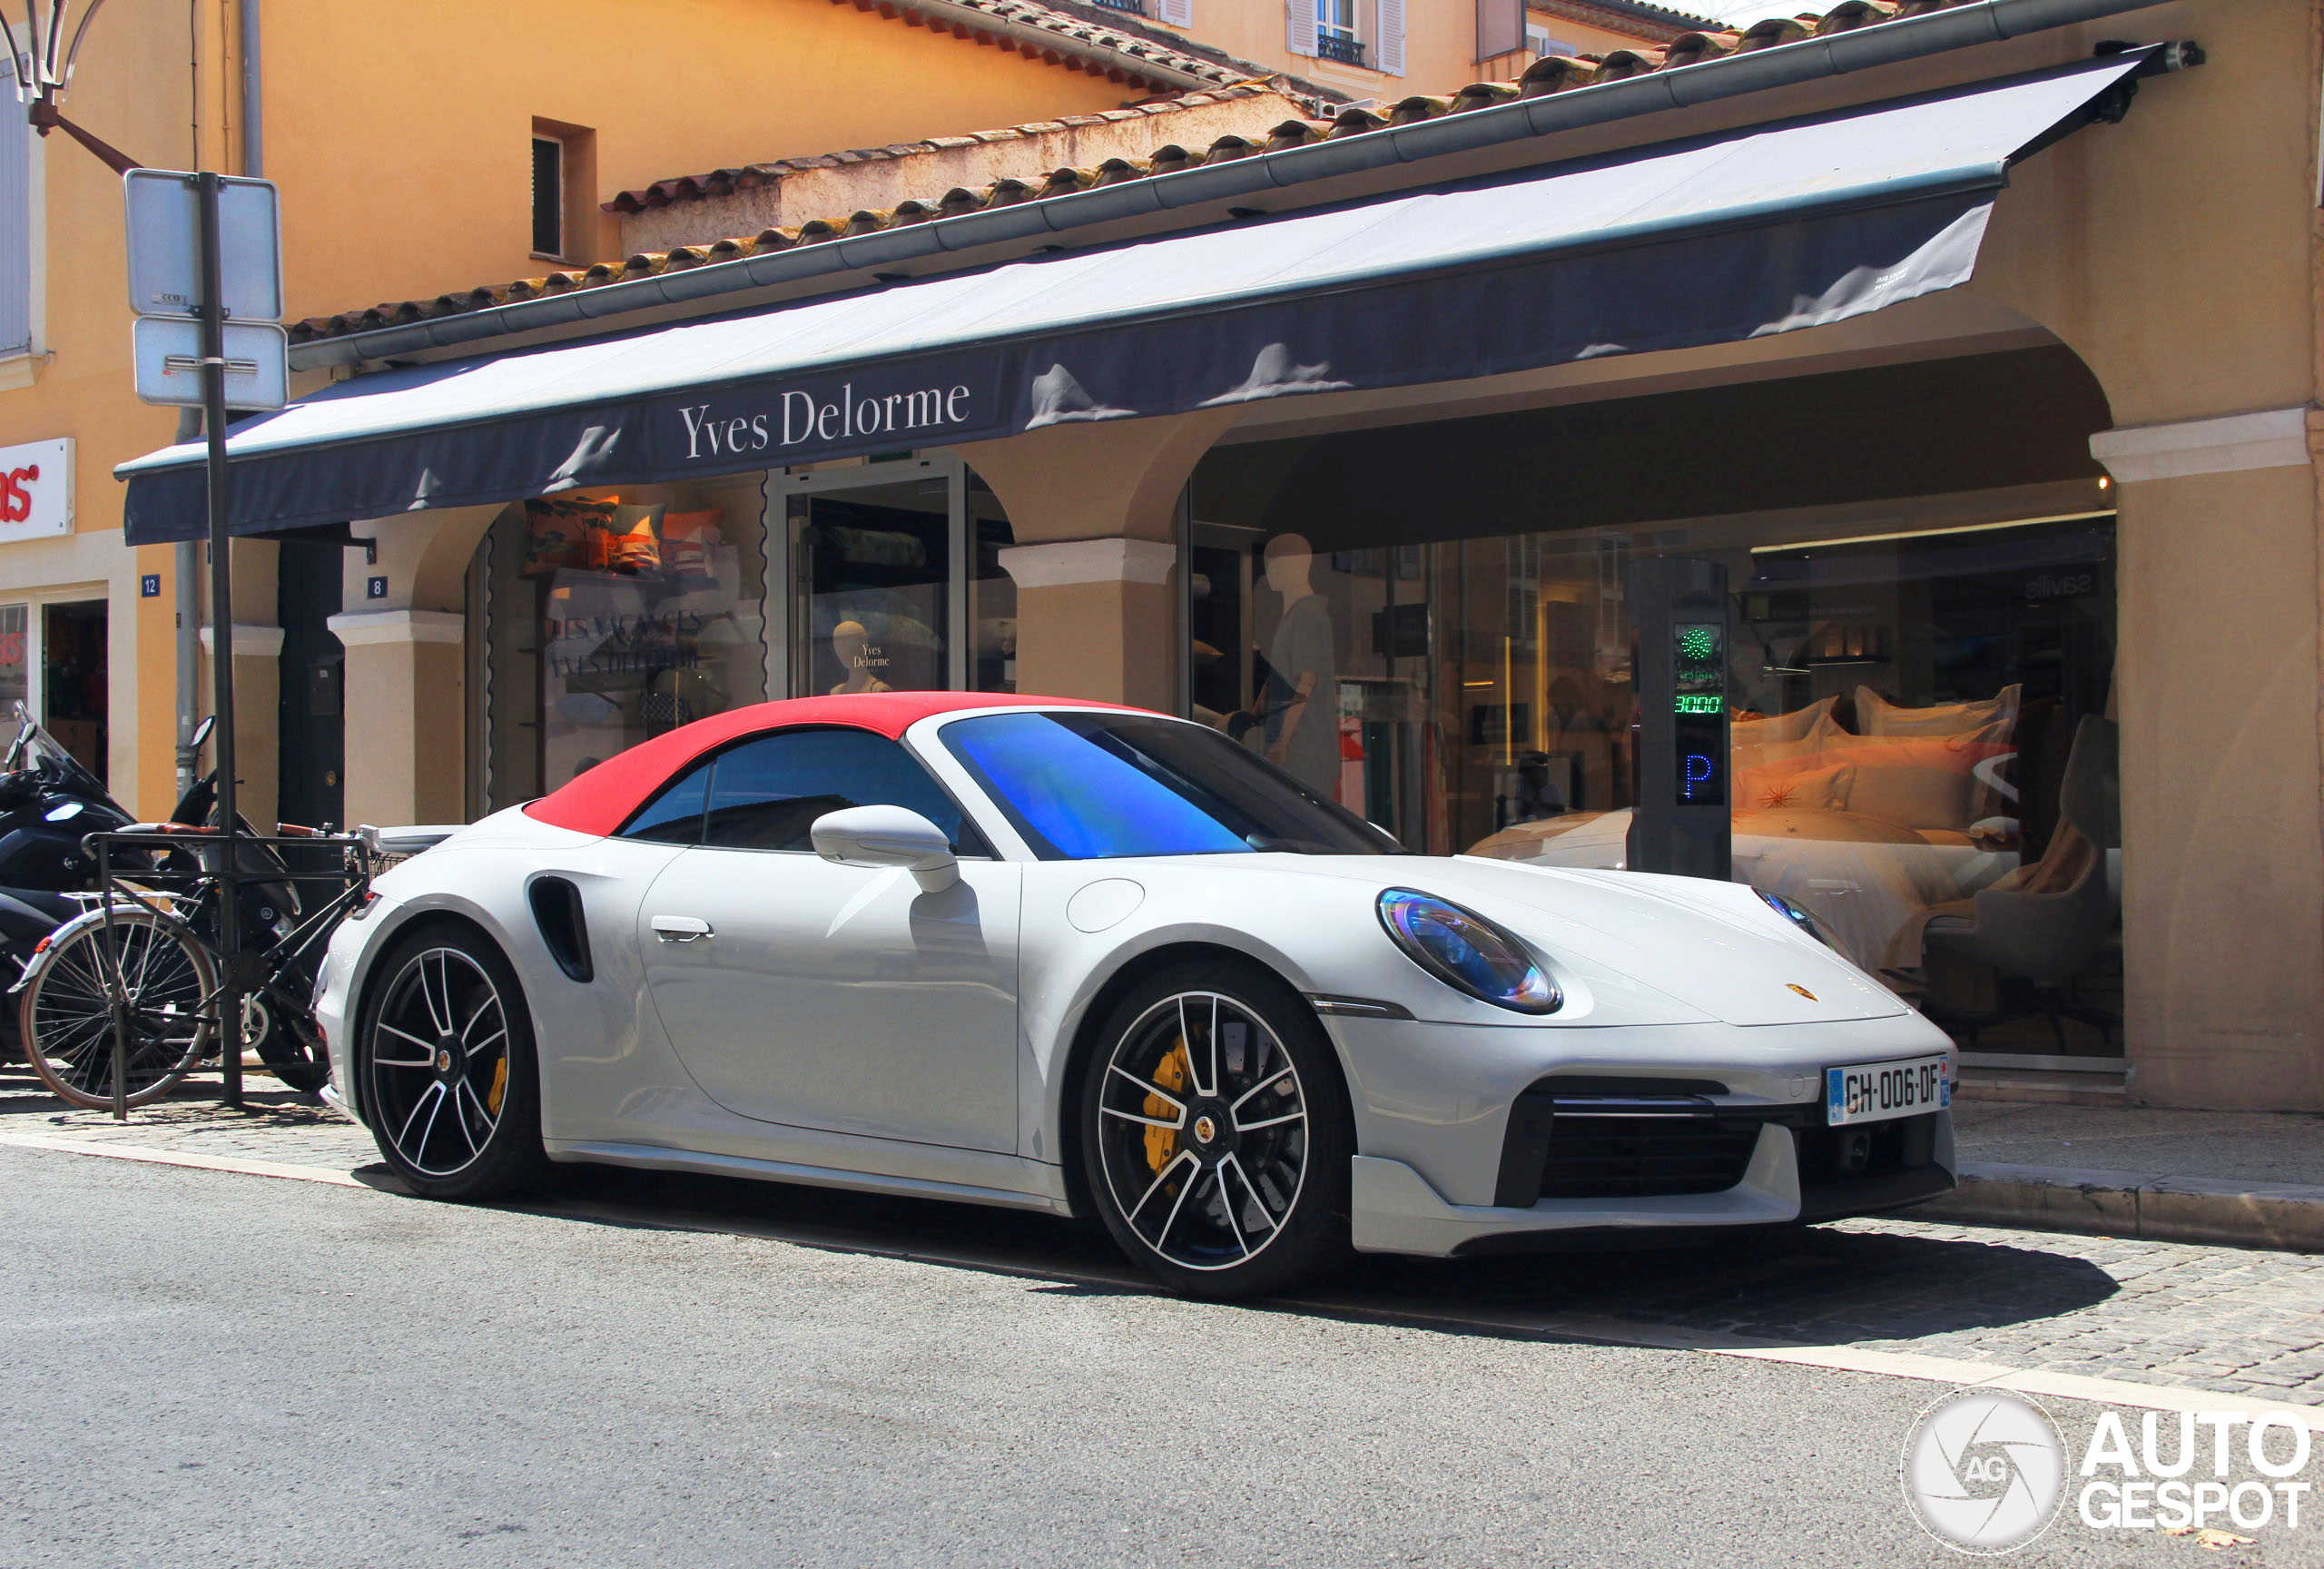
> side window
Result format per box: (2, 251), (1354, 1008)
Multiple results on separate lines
(698, 728), (989, 855)
(619, 757), (714, 844)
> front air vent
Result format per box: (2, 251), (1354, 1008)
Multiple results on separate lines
(528, 876), (594, 982)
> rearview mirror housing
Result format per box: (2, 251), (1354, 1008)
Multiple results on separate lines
(811, 805), (959, 893)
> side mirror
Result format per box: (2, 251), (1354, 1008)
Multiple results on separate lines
(188, 715), (216, 751)
(811, 804), (959, 893)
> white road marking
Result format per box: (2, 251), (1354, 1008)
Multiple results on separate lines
(8, 1131), (2319, 1427)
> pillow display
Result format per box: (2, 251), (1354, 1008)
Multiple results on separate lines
(659, 508), (723, 582)
(1737, 761), (1853, 814)
(602, 503), (666, 576)
(1804, 733), (2016, 834)
(1855, 683), (2021, 738)
(522, 495), (619, 577)
(1730, 696), (1836, 748)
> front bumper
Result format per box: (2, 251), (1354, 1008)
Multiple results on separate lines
(1328, 1011), (1956, 1257)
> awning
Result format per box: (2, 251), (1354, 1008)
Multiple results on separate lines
(118, 53), (2149, 546)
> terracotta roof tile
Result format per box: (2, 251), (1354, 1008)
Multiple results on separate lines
(292, 0), (2024, 347)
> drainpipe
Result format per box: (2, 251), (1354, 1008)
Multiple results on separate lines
(172, 408), (201, 800)
(239, 0), (259, 177)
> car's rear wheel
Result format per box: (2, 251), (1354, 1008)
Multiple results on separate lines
(1080, 961), (1353, 1298)
(358, 925), (548, 1200)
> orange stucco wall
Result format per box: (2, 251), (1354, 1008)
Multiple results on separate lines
(0, 0), (1178, 818)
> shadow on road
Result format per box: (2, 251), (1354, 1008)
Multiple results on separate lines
(509, 1159), (2118, 1351)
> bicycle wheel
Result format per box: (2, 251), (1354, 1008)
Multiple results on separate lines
(19, 907), (218, 1110)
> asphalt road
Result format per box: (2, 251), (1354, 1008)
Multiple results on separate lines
(1, 1142), (2318, 1568)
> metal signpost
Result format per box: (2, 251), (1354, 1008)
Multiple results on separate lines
(125, 168), (285, 1110)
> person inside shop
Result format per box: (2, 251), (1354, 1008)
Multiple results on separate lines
(1257, 532), (1339, 798)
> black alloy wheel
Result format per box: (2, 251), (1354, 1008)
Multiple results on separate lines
(358, 925), (548, 1199)
(1081, 960), (1353, 1298)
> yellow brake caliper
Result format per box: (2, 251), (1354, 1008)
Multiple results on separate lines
(486, 1053), (509, 1117)
(1143, 1042), (1188, 1171)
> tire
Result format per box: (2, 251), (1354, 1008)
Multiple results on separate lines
(18, 907), (216, 1110)
(1079, 960), (1354, 1299)
(356, 924), (549, 1200)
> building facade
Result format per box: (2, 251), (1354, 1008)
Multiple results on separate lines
(121, 0), (2324, 1116)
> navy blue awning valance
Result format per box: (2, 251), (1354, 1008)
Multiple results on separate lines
(117, 54), (2147, 546)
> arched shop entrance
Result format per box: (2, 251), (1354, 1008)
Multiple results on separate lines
(1187, 341), (2120, 1060)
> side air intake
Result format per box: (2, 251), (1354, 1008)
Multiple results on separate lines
(528, 876), (594, 983)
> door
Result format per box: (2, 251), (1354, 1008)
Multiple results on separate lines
(634, 727), (1020, 1152)
(276, 540), (345, 828)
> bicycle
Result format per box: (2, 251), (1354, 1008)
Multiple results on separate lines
(14, 822), (381, 1111)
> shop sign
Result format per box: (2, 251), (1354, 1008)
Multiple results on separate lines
(0, 439), (71, 544)
(673, 375), (980, 466)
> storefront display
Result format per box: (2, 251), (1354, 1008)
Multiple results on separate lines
(1189, 431), (2121, 1054)
(477, 473), (771, 805)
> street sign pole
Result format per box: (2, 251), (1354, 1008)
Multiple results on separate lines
(194, 171), (242, 1110)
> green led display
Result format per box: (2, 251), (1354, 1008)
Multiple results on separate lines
(1674, 694), (1725, 715)
(1677, 627), (1717, 663)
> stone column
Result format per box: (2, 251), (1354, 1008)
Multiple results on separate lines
(323, 608), (467, 828)
(194, 620), (283, 830)
(955, 410), (1236, 708)
(2090, 409), (2324, 1111)
(995, 538), (1178, 710)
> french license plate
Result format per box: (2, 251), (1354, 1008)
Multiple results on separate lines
(1825, 1054), (1950, 1127)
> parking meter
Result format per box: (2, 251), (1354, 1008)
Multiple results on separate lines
(1626, 558), (1732, 881)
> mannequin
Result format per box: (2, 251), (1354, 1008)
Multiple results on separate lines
(1259, 533), (1337, 796)
(829, 619), (893, 695)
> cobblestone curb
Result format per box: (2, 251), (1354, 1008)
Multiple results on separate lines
(1919, 1161), (2324, 1252)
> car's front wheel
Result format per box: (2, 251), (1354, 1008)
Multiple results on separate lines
(358, 924), (548, 1200)
(1080, 961), (1353, 1298)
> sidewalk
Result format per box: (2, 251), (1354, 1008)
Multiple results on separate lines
(1935, 1101), (2324, 1252)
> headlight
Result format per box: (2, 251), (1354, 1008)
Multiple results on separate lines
(1376, 888), (1561, 1014)
(1757, 889), (1828, 946)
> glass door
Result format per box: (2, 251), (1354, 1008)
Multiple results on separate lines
(775, 456), (1018, 699)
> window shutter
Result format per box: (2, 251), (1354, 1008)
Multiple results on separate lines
(1286, 0), (1316, 56)
(1474, 0), (1522, 62)
(1374, 0), (1406, 74)
(0, 64), (30, 358)
(1156, 0), (1191, 25)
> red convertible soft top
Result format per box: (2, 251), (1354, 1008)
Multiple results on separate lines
(523, 691), (1139, 837)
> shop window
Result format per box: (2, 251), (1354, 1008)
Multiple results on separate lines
(0, 603), (25, 715)
(1190, 364), (2122, 1058)
(476, 474), (770, 807)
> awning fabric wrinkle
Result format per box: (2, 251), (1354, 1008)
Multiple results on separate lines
(116, 54), (2149, 546)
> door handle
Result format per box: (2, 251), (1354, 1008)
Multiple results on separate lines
(651, 915), (714, 942)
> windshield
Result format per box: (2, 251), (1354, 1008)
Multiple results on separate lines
(940, 711), (1400, 860)
(4, 701), (103, 796)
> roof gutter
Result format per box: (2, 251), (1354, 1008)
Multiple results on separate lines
(290, 0), (2185, 373)
(881, 0), (1229, 94)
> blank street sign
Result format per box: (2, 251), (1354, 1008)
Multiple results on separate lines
(131, 316), (289, 410)
(123, 170), (283, 323)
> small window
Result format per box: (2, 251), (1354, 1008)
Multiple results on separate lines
(620, 756), (714, 844)
(531, 135), (564, 258)
(665, 728), (989, 854)
(1315, 0), (1363, 60)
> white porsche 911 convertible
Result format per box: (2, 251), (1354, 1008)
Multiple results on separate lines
(315, 693), (1956, 1297)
